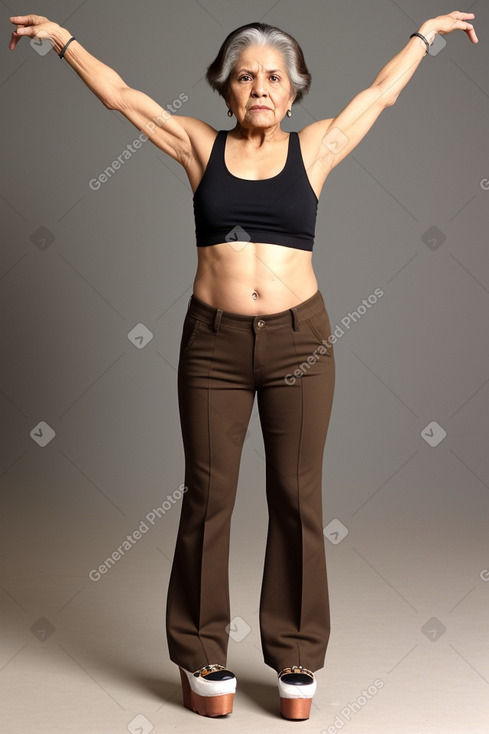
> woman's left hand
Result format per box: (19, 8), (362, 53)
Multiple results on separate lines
(430, 10), (478, 44)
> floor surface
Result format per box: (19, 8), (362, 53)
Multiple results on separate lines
(2, 520), (488, 733)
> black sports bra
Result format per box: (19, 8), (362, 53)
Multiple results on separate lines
(192, 129), (318, 252)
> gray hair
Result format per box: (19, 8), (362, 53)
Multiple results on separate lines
(206, 22), (311, 106)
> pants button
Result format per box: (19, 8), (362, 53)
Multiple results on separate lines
(257, 319), (265, 328)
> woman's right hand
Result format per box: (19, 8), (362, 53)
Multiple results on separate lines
(9, 14), (60, 51)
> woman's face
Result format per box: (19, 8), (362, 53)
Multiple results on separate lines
(226, 45), (295, 129)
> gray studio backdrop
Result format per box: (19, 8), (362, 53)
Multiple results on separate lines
(1, 0), (488, 725)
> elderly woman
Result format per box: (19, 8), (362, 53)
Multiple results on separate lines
(9, 10), (478, 721)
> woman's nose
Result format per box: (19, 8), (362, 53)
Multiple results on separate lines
(251, 78), (268, 96)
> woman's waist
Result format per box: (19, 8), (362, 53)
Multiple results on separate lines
(193, 247), (318, 313)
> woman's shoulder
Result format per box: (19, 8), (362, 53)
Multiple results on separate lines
(297, 119), (334, 147)
(174, 116), (219, 148)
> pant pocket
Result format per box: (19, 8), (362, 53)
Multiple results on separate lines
(303, 310), (333, 354)
(180, 314), (201, 357)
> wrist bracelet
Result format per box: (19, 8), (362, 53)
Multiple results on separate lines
(59, 36), (76, 59)
(409, 32), (430, 56)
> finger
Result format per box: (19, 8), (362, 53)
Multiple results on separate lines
(9, 14), (45, 33)
(9, 16), (31, 28)
(445, 18), (477, 38)
(463, 22), (478, 42)
(9, 15), (42, 24)
(13, 27), (32, 37)
(8, 29), (24, 50)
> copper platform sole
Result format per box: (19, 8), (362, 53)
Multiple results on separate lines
(280, 696), (313, 720)
(179, 667), (234, 717)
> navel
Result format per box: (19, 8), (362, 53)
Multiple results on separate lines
(251, 290), (258, 300)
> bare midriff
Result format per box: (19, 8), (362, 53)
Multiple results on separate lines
(193, 240), (318, 314)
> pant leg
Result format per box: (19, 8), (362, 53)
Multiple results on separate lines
(256, 299), (335, 673)
(165, 306), (255, 672)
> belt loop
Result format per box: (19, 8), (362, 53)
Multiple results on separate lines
(291, 306), (300, 330)
(213, 308), (223, 332)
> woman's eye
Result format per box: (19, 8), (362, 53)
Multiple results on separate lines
(238, 75), (280, 82)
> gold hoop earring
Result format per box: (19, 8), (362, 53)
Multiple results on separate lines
(286, 109), (292, 118)
(227, 108), (233, 117)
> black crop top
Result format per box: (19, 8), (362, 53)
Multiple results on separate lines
(192, 129), (318, 252)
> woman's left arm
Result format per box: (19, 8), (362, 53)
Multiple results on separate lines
(374, 10), (478, 106)
(312, 11), (478, 174)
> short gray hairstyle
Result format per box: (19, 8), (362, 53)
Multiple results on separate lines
(206, 22), (312, 106)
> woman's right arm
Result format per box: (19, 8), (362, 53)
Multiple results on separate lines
(9, 14), (205, 165)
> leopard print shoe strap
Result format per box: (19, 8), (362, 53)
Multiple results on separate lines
(278, 665), (315, 680)
(192, 663), (228, 677)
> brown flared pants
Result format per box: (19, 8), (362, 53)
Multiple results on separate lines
(165, 289), (336, 674)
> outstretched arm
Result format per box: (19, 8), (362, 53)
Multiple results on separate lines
(310, 10), (478, 173)
(8, 14), (197, 164)
(373, 11), (478, 105)
(9, 15), (125, 108)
